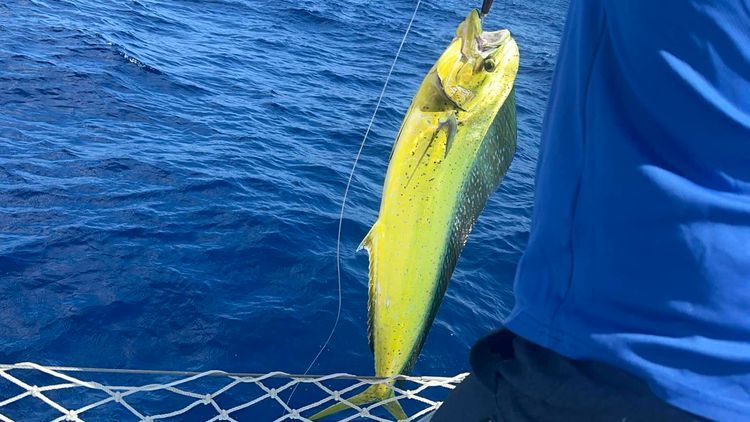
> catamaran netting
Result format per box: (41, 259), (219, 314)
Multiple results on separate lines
(0, 363), (466, 421)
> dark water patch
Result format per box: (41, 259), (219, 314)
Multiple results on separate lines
(283, 4), (342, 26)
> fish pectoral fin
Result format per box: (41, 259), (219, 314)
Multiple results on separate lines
(440, 111), (458, 158)
(406, 112), (458, 187)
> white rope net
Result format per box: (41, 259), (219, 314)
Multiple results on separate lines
(0, 363), (467, 421)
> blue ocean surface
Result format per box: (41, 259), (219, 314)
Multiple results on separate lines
(0, 0), (568, 419)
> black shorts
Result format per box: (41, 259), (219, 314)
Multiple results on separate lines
(429, 330), (704, 422)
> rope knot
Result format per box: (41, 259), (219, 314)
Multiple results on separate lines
(218, 409), (230, 420)
(30, 385), (40, 398)
(202, 394), (212, 405)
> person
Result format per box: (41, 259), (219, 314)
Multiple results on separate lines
(432, 0), (750, 420)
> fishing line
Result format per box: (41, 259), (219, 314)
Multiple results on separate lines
(284, 0), (422, 408)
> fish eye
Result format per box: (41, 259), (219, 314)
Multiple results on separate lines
(483, 59), (496, 72)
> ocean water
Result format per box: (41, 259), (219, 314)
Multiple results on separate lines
(0, 0), (568, 418)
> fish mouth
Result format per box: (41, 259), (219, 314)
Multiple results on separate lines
(457, 9), (512, 58)
(479, 29), (511, 53)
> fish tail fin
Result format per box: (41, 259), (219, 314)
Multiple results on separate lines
(383, 395), (408, 420)
(309, 384), (406, 420)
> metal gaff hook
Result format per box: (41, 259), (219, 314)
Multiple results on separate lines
(481, 0), (495, 17)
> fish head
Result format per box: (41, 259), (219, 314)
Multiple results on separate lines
(435, 9), (519, 111)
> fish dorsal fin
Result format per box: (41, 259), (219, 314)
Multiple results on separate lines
(358, 221), (380, 353)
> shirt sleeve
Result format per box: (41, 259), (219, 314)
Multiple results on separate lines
(603, 0), (750, 188)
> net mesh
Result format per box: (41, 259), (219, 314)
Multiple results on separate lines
(0, 363), (466, 421)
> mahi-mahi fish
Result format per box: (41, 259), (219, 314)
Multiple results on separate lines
(311, 9), (519, 420)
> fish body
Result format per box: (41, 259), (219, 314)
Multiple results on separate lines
(311, 9), (519, 420)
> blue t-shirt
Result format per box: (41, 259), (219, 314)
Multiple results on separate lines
(504, 0), (750, 419)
